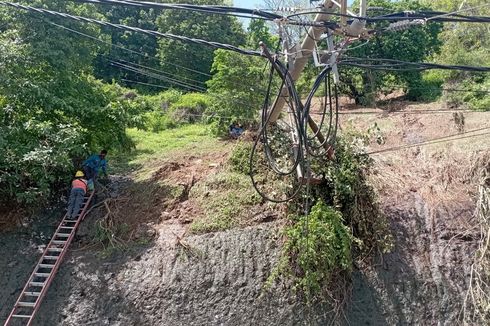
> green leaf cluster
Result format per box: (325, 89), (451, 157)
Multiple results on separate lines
(341, 0), (443, 104)
(282, 201), (354, 302)
(422, 0), (490, 110)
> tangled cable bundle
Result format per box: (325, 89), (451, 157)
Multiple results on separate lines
(249, 55), (339, 202)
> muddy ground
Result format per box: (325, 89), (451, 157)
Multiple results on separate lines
(1, 102), (488, 325)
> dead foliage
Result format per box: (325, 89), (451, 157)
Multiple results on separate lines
(463, 160), (490, 324)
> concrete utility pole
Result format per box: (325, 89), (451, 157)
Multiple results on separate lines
(267, 0), (368, 124)
(268, 0), (334, 123)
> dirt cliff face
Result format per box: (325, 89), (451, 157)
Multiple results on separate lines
(1, 104), (487, 325)
(348, 194), (477, 325)
(0, 194), (478, 326)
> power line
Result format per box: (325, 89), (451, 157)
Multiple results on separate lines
(340, 57), (490, 72)
(45, 20), (213, 78)
(29, 15), (275, 95)
(366, 86), (490, 95)
(283, 6), (490, 24)
(45, 17), (490, 98)
(75, 0), (490, 24)
(110, 58), (206, 86)
(110, 61), (207, 92)
(75, 0), (283, 20)
(316, 109), (486, 115)
(7, 2), (490, 76)
(74, 0), (327, 27)
(0, 2), (262, 57)
(367, 126), (490, 154)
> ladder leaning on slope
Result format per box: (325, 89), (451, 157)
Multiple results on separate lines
(4, 190), (95, 326)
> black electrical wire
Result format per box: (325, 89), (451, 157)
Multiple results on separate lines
(41, 19), (276, 96)
(110, 58), (206, 86)
(74, 0), (283, 20)
(75, 0), (490, 24)
(0, 2), (263, 57)
(249, 58), (305, 203)
(367, 127), (490, 155)
(340, 57), (490, 72)
(110, 60), (207, 91)
(47, 21), (213, 77)
(307, 71), (331, 142)
(74, 0), (330, 28)
(250, 54), (340, 202)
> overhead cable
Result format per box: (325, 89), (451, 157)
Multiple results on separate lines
(0, 1), (262, 57)
(110, 61), (207, 92)
(74, 0), (283, 20)
(73, 0), (329, 27)
(340, 57), (490, 72)
(367, 127), (490, 155)
(45, 20), (213, 78)
(112, 59), (206, 86)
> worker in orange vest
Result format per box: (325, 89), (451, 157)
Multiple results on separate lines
(67, 170), (88, 220)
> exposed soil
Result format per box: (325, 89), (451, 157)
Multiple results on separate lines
(1, 101), (488, 325)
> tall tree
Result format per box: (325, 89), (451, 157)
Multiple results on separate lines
(421, 0), (490, 110)
(92, 5), (161, 93)
(156, 0), (247, 89)
(0, 1), (140, 205)
(339, 0), (443, 104)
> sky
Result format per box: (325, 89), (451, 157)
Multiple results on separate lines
(232, 0), (355, 27)
(233, 0), (354, 9)
(233, 0), (267, 9)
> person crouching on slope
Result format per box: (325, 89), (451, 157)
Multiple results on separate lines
(82, 149), (108, 182)
(67, 170), (88, 220)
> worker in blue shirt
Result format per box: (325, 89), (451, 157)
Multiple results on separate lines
(83, 149), (108, 182)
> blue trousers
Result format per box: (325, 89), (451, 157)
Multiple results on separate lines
(83, 166), (97, 181)
(67, 188), (85, 219)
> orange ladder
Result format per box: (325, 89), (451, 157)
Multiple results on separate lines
(4, 191), (95, 326)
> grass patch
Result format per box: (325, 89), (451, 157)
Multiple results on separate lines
(189, 171), (261, 233)
(111, 124), (219, 176)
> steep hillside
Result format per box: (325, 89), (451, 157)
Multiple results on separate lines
(1, 101), (488, 325)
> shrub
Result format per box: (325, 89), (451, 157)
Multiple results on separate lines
(280, 201), (354, 302)
(142, 111), (177, 132)
(206, 49), (266, 136)
(0, 121), (86, 205)
(145, 89), (183, 113)
(169, 93), (211, 124)
(268, 134), (393, 306)
(445, 77), (490, 111)
(228, 142), (254, 175)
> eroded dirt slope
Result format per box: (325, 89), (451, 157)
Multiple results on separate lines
(1, 101), (488, 325)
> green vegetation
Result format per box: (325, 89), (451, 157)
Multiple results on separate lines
(423, 0), (490, 111)
(156, 0), (246, 87)
(341, 0), (443, 104)
(111, 124), (218, 176)
(228, 141), (255, 175)
(282, 201), (354, 303)
(265, 135), (393, 303)
(0, 4), (486, 307)
(190, 171), (261, 233)
(2, 0), (485, 209)
(206, 19), (278, 136)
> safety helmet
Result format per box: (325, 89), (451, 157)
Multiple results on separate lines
(75, 170), (85, 177)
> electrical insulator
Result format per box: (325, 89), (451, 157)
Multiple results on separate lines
(276, 7), (298, 12)
(347, 19), (366, 36)
(386, 19), (425, 32)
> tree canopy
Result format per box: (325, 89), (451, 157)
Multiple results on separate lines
(0, 0), (487, 208)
